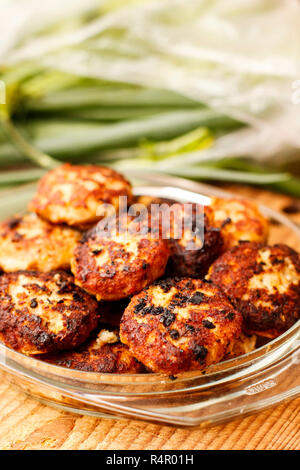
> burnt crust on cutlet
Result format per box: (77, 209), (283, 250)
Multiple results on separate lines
(43, 328), (144, 373)
(0, 270), (99, 355)
(120, 277), (242, 374)
(71, 214), (170, 301)
(163, 204), (223, 278)
(208, 242), (300, 338)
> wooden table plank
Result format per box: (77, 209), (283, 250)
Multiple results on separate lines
(0, 375), (299, 450)
(0, 183), (300, 450)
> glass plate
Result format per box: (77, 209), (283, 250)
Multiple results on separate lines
(0, 171), (299, 427)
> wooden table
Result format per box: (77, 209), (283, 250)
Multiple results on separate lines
(0, 184), (299, 450)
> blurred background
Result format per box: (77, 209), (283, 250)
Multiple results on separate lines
(0, 0), (300, 196)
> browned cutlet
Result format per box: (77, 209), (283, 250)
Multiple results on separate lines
(165, 203), (223, 278)
(0, 271), (99, 355)
(29, 163), (133, 229)
(71, 214), (170, 301)
(136, 198), (223, 278)
(205, 197), (269, 251)
(225, 333), (257, 359)
(208, 242), (300, 338)
(43, 328), (144, 373)
(120, 277), (242, 374)
(0, 212), (81, 272)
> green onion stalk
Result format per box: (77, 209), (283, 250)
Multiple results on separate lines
(0, 0), (299, 196)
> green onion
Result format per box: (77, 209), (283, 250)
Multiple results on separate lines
(165, 167), (290, 184)
(0, 168), (45, 186)
(0, 110), (240, 160)
(114, 159), (290, 185)
(0, 1), (299, 198)
(270, 178), (300, 198)
(46, 106), (195, 121)
(1, 118), (60, 169)
(26, 86), (199, 111)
